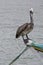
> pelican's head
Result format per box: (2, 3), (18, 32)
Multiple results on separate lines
(30, 8), (33, 14)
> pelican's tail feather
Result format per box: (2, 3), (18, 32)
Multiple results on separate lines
(16, 33), (20, 38)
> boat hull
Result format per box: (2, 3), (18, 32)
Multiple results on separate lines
(27, 40), (43, 52)
(32, 43), (43, 52)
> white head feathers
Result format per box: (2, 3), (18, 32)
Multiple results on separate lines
(30, 8), (33, 13)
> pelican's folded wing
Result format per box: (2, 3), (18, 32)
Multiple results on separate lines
(16, 23), (29, 38)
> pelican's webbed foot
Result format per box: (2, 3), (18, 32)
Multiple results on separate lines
(22, 35), (29, 45)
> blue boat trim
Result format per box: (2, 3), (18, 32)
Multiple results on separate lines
(31, 41), (43, 52)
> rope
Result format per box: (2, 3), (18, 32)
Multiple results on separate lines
(9, 46), (28, 65)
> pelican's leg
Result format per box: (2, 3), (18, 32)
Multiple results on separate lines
(26, 34), (29, 40)
(22, 35), (28, 44)
(26, 34), (32, 40)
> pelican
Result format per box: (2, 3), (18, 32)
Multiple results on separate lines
(16, 8), (34, 40)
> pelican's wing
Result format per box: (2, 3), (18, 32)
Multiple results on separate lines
(16, 23), (29, 38)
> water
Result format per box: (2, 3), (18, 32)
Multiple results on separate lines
(0, 0), (43, 65)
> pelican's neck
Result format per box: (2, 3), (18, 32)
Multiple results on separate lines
(30, 13), (33, 23)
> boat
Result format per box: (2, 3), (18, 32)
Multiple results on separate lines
(26, 39), (43, 52)
(9, 39), (43, 65)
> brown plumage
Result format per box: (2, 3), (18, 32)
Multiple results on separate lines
(16, 23), (34, 38)
(16, 8), (34, 38)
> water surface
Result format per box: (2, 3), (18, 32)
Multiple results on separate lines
(0, 0), (43, 65)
